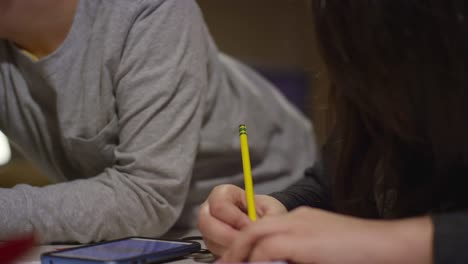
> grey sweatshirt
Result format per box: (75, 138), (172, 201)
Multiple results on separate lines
(0, 0), (316, 243)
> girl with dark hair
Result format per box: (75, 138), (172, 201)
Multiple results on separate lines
(198, 0), (468, 263)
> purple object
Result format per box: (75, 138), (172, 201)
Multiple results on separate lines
(255, 67), (310, 113)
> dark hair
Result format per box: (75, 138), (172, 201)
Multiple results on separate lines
(312, 0), (468, 218)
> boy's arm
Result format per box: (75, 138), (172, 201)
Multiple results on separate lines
(0, 0), (210, 243)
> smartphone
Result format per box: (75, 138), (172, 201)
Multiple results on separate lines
(40, 236), (201, 264)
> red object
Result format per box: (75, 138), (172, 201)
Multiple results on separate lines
(0, 234), (35, 264)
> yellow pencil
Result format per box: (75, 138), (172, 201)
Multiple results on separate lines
(239, 124), (257, 221)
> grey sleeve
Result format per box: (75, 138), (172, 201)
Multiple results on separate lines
(0, 0), (207, 243)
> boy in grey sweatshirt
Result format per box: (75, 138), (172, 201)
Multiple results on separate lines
(0, 0), (316, 243)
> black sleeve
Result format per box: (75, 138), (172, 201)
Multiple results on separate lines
(432, 210), (468, 264)
(270, 128), (339, 212)
(270, 164), (333, 211)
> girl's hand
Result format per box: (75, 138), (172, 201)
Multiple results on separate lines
(197, 184), (287, 256)
(220, 207), (433, 264)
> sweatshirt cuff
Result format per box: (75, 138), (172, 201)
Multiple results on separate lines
(270, 191), (296, 211)
(432, 210), (468, 264)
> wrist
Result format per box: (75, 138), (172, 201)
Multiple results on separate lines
(377, 216), (433, 264)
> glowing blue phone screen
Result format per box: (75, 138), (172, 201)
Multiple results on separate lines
(52, 238), (188, 261)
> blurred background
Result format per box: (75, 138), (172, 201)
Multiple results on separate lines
(0, 0), (327, 188)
